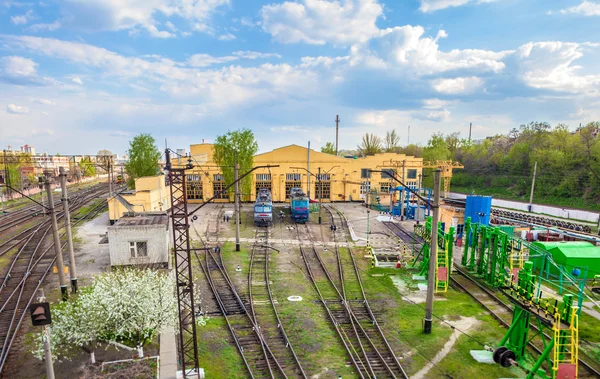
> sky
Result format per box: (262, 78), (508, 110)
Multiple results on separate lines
(1, 0), (600, 156)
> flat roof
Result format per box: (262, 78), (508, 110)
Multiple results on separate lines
(115, 214), (169, 227)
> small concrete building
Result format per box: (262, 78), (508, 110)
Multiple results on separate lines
(107, 213), (170, 268)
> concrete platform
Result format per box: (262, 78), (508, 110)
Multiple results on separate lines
(159, 328), (177, 379)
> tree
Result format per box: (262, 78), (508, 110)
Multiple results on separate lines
(321, 142), (336, 155)
(2, 152), (31, 196)
(357, 133), (382, 156)
(32, 268), (191, 361)
(97, 149), (113, 157)
(384, 130), (400, 153)
(444, 132), (461, 155)
(125, 134), (161, 188)
(78, 157), (96, 177)
(213, 129), (259, 201)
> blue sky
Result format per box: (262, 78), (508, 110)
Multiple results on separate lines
(1, 0), (599, 156)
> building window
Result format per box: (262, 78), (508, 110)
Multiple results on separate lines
(213, 174), (224, 181)
(186, 173), (203, 200)
(285, 181), (302, 199)
(129, 241), (148, 257)
(360, 181), (370, 195)
(256, 173), (271, 181)
(213, 181), (228, 199)
(186, 182), (203, 200)
(316, 181), (330, 199)
(286, 173), (301, 181)
(407, 169), (417, 179)
(379, 182), (390, 193)
(256, 174), (272, 198)
(406, 181), (418, 190)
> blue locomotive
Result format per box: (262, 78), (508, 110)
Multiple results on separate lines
(289, 188), (309, 223)
(254, 188), (273, 225)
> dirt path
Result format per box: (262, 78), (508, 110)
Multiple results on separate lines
(411, 316), (479, 379)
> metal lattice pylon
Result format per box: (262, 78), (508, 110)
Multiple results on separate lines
(168, 169), (200, 376)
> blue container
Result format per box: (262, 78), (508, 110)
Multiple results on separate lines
(465, 195), (492, 226)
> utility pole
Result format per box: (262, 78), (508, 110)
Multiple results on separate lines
(468, 122), (472, 143)
(366, 173), (371, 246)
(307, 141), (311, 198)
(234, 161), (240, 252)
(318, 167), (322, 224)
(400, 160), (406, 220)
(3, 150), (11, 200)
(37, 289), (55, 379)
(424, 168), (441, 334)
(528, 161), (537, 212)
(45, 177), (68, 300)
(389, 175), (394, 217)
(59, 167), (77, 293)
(335, 115), (340, 156)
(107, 159), (112, 196)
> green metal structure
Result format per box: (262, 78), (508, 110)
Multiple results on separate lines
(493, 261), (579, 379)
(412, 216), (455, 293)
(460, 217), (589, 314)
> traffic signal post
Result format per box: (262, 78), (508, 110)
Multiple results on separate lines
(30, 289), (54, 379)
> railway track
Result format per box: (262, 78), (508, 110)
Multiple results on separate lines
(381, 221), (422, 245)
(194, 204), (299, 378)
(326, 206), (409, 379)
(0, 184), (108, 376)
(297, 209), (408, 379)
(249, 228), (307, 378)
(197, 248), (286, 378)
(450, 266), (600, 378)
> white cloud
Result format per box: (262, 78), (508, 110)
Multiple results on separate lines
(1, 56), (37, 77)
(261, 0), (383, 45)
(513, 41), (600, 93)
(72, 77), (83, 85)
(34, 98), (56, 105)
(434, 76), (484, 94)
(187, 53), (238, 67)
(419, 0), (501, 13)
(10, 10), (33, 25)
(558, 1), (600, 16)
(240, 17), (260, 27)
(423, 98), (450, 109)
(28, 20), (61, 32)
(412, 109), (451, 122)
(218, 33), (236, 41)
(164, 21), (177, 32)
(61, 0), (229, 38)
(353, 26), (508, 76)
(6, 104), (30, 114)
(145, 24), (175, 38)
(232, 51), (282, 60)
(186, 51), (281, 67)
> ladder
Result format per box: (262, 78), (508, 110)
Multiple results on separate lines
(508, 241), (525, 286)
(552, 307), (578, 379)
(435, 235), (449, 293)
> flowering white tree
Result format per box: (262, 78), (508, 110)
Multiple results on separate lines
(32, 268), (200, 361)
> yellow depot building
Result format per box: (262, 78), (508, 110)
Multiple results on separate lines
(179, 143), (423, 203)
(108, 175), (171, 223)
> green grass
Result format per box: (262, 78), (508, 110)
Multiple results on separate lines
(353, 250), (530, 378)
(196, 317), (247, 379)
